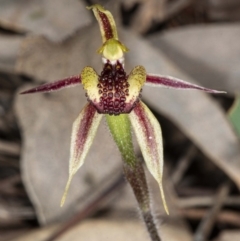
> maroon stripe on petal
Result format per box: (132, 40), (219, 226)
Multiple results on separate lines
(133, 102), (157, 153)
(61, 103), (101, 207)
(74, 104), (96, 158)
(130, 101), (168, 214)
(98, 10), (114, 40)
(146, 74), (226, 94)
(20, 75), (81, 94)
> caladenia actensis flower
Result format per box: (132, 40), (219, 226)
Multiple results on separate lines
(21, 4), (225, 241)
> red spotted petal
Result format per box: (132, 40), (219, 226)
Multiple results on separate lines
(20, 75), (81, 94)
(146, 74), (226, 94)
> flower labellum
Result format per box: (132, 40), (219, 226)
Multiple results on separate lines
(21, 4), (225, 215)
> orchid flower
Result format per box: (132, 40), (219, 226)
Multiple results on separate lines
(21, 5), (225, 218)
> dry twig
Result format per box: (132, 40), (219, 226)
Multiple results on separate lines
(194, 182), (230, 241)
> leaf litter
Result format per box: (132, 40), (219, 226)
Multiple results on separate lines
(0, 0), (240, 240)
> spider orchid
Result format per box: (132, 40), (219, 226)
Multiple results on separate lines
(21, 4), (225, 215)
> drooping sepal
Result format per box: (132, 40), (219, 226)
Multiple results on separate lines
(61, 103), (102, 206)
(146, 74), (226, 94)
(106, 114), (137, 167)
(20, 75), (81, 95)
(129, 101), (169, 214)
(87, 4), (118, 43)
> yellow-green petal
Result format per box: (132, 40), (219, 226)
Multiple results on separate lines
(61, 103), (102, 206)
(129, 101), (169, 214)
(126, 65), (146, 105)
(81, 66), (100, 107)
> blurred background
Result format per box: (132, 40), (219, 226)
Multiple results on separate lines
(0, 0), (240, 240)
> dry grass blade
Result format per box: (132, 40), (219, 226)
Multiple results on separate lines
(0, 140), (20, 156)
(171, 145), (196, 185)
(194, 182), (230, 241)
(148, 25), (240, 94)
(179, 209), (240, 228)
(0, 34), (24, 72)
(44, 173), (125, 241)
(177, 196), (240, 208)
(208, 0), (240, 21)
(123, 0), (192, 33)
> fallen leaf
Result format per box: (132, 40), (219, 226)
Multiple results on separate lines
(15, 25), (103, 82)
(148, 24), (240, 94)
(0, 34), (24, 72)
(0, 0), (91, 42)
(122, 0), (192, 33)
(214, 230), (240, 241)
(208, 0), (240, 21)
(123, 0), (166, 33)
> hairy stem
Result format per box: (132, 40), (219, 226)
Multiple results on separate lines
(123, 161), (162, 241)
(106, 114), (162, 240)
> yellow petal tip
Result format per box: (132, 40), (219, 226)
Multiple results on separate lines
(60, 195), (66, 207)
(164, 202), (169, 215)
(60, 177), (72, 207)
(159, 182), (169, 215)
(86, 4), (105, 11)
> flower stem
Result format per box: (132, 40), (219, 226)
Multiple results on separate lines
(123, 161), (162, 241)
(106, 114), (162, 240)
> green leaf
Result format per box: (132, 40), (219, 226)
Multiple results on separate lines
(229, 96), (240, 138)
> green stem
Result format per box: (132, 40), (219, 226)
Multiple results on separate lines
(123, 162), (161, 241)
(106, 114), (162, 241)
(106, 114), (136, 167)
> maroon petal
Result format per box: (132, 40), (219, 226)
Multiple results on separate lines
(20, 75), (81, 94)
(146, 74), (226, 94)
